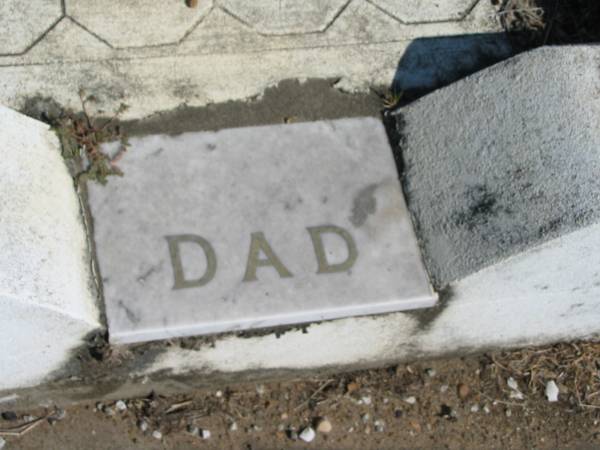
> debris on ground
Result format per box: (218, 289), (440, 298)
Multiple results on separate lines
(506, 377), (524, 400)
(151, 430), (162, 440)
(403, 396), (417, 405)
(115, 401), (127, 412)
(546, 380), (559, 402)
(315, 417), (332, 434)
(299, 426), (316, 443)
(5, 340), (600, 448)
(457, 383), (470, 400)
(200, 428), (211, 439)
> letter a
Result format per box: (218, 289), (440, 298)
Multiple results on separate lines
(243, 232), (293, 282)
(165, 235), (217, 290)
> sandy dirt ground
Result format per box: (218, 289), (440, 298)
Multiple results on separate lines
(3, 342), (600, 450)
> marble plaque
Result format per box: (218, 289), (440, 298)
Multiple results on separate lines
(88, 118), (437, 344)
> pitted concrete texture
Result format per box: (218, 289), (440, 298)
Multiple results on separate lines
(397, 45), (600, 287)
(67, 0), (213, 48)
(218, 0), (350, 34)
(0, 105), (102, 390)
(369, 0), (479, 23)
(0, 0), (62, 55)
(0, 0), (510, 120)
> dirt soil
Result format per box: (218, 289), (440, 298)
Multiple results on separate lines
(2, 342), (600, 450)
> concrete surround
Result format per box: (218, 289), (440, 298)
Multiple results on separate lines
(0, 0), (510, 120)
(1, 45), (600, 408)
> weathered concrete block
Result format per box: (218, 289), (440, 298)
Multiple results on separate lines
(397, 45), (600, 288)
(0, 105), (101, 391)
(88, 118), (436, 344)
(395, 45), (600, 350)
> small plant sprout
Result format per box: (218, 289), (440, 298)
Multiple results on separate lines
(55, 89), (130, 185)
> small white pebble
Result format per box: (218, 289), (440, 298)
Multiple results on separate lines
(383, 397), (389, 404)
(348, 426), (354, 433)
(256, 385), (266, 395)
(506, 409), (512, 417)
(470, 405), (480, 413)
(440, 385), (449, 393)
(361, 396), (372, 405)
(483, 405), (491, 414)
(230, 422), (238, 432)
(138, 420), (149, 432)
(510, 390), (524, 400)
(316, 418), (332, 434)
(426, 369), (436, 378)
(404, 396), (417, 405)
(299, 427), (316, 443)
(152, 430), (162, 440)
(200, 429), (211, 439)
(545, 380), (559, 402)
(115, 400), (127, 412)
(0, 437), (6, 450)
(215, 390), (223, 398)
(374, 419), (385, 432)
(507, 377), (519, 390)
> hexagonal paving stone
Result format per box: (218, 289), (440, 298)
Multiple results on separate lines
(0, 0), (62, 55)
(219, 0), (350, 35)
(369, 0), (478, 23)
(66, 0), (213, 48)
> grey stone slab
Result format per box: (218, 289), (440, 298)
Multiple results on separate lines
(395, 45), (600, 287)
(88, 118), (436, 344)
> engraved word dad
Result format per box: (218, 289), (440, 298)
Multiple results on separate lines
(165, 224), (358, 290)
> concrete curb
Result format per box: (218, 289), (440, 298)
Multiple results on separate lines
(2, 45), (600, 409)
